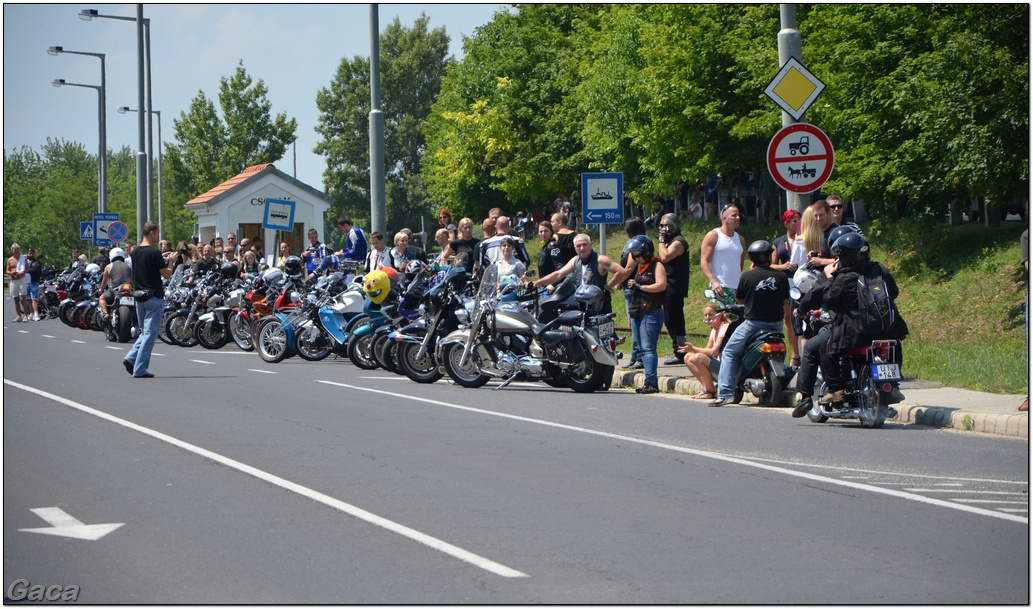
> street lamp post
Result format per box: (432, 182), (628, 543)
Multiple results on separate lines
(118, 106), (163, 240)
(48, 46), (106, 213)
(79, 8), (153, 223)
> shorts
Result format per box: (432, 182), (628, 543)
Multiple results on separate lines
(707, 356), (721, 380)
(9, 277), (27, 298)
(26, 282), (39, 300)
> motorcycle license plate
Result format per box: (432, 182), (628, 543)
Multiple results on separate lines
(871, 363), (901, 380)
(598, 321), (614, 337)
(119, 296), (135, 306)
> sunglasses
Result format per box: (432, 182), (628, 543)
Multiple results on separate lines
(829, 205), (843, 210)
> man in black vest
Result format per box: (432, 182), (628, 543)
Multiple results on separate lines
(658, 213), (691, 364)
(532, 233), (622, 314)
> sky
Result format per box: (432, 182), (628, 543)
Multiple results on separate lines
(3, 3), (508, 191)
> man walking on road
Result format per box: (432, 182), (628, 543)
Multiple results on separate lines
(123, 221), (172, 378)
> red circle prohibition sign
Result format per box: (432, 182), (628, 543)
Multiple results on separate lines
(766, 123), (835, 194)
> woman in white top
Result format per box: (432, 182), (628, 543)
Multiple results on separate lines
(493, 237), (526, 285)
(700, 203), (746, 300)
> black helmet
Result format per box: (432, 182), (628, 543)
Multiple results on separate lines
(747, 240), (774, 264)
(831, 232), (868, 265)
(625, 234), (654, 260)
(827, 224), (859, 248)
(219, 261), (238, 279)
(574, 284), (605, 313)
(284, 255), (303, 276)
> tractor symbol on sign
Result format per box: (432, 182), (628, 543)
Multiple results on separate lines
(789, 135), (810, 156)
(786, 164), (816, 179)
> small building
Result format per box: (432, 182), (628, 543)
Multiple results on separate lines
(184, 163), (334, 262)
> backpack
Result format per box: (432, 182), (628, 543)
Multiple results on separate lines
(856, 267), (894, 336)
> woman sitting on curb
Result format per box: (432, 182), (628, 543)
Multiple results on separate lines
(676, 302), (733, 401)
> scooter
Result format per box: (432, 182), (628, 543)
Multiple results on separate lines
(714, 303), (791, 406)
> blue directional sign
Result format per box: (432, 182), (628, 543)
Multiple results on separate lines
(262, 198), (296, 231)
(581, 172), (624, 224)
(80, 222), (95, 241)
(93, 213), (119, 247)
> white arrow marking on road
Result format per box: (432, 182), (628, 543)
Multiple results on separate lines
(19, 507), (123, 540)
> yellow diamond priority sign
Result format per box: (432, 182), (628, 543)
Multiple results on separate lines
(764, 57), (826, 121)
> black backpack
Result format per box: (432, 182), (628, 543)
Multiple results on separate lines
(857, 267), (894, 336)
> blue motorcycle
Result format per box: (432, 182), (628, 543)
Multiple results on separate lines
(293, 273), (367, 361)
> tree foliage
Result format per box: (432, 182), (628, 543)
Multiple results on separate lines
(421, 4), (1028, 219)
(315, 14), (450, 238)
(166, 61), (297, 203)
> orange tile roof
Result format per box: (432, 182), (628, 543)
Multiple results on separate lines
(185, 163), (275, 206)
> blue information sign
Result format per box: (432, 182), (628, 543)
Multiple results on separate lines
(262, 198), (296, 231)
(93, 213), (119, 247)
(581, 172), (624, 224)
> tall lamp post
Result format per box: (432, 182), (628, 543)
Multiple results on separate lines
(79, 8), (153, 223)
(118, 106), (163, 240)
(48, 47), (107, 213)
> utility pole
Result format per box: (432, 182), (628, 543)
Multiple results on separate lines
(368, 4), (386, 234)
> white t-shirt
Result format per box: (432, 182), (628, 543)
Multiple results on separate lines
(710, 230), (743, 289)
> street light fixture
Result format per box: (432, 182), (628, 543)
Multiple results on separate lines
(118, 106), (164, 240)
(79, 8), (154, 224)
(48, 46), (107, 214)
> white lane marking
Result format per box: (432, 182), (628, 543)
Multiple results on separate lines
(190, 360), (216, 365)
(41, 335), (55, 338)
(249, 369), (276, 374)
(742, 455), (1028, 486)
(904, 489), (1028, 495)
(951, 499), (1029, 505)
(1001, 508), (1030, 513)
(3, 379), (527, 579)
(318, 380), (1029, 526)
(17, 330), (29, 334)
(105, 346), (123, 350)
(70, 340), (86, 344)
(354, 376), (410, 380)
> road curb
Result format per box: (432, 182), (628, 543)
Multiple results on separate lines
(611, 368), (1029, 438)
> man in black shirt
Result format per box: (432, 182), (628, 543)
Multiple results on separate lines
(711, 240), (789, 406)
(123, 221), (172, 378)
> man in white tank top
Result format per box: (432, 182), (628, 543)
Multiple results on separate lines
(700, 203), (746, 299)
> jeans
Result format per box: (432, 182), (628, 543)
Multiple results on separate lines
(125, 297), (164, 376)
(624, 289), (643, 363)
(795, 327), (829, 397)
(633, 308), (665, 387)
(716, 319), (783, 399)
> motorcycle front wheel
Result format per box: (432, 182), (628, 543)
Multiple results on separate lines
(165, 313), (198, 347)
(229, 311), (254, 351)
(158, 309), (177, 345)
(807, 371), (829, 423)
(59, 301), (77, 327)
(195, 317), (230, 350)
(255, 317), (289, 363)
(371, 333), (402, 374)
(397, 339), (444, 384)
(295, 323), (333, 361)
(347, 332), (380, 370)
(441, 342), (490, 388)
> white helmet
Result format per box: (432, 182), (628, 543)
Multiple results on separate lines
(109, 247), (126, 262)
(261, 267), (284, 284)
(85, 263), (102, 276)
(792, 266), (821, 297)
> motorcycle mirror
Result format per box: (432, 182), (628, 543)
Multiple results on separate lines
(789, 287), (802, 300)
(525, 270), (537, 279)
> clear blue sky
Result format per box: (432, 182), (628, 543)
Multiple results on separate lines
(3, 3), (507, 190)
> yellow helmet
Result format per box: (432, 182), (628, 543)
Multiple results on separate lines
(363, 270), (391, 304)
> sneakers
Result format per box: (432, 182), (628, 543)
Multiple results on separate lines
(663, 355), (683, 366)
(636, 384), (659, 394)
(624, 361), (644, 370)
(709, 396), (734, 407)
(12, 315), (24, 323)
(821, 389), (847, 404)
(792, 396), (813, 418)
(30, 312), (39, 321)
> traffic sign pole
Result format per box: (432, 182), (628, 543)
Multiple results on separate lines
(777, 4), (806, 212)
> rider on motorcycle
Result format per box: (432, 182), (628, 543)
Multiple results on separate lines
(710, 240), (790, 407)
(98, 247), (133, 322)
(817, 232), (908, 404)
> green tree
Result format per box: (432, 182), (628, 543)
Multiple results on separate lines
(166, 61), (297, 202)
(315, 15), (450, 240)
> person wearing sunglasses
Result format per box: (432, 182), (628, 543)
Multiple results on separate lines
(700, 203), (747, 301)
(826, 194), (864, 239)
(437, 208), (458, 241)
(608, 234), (667, 394)
(658, 213), (691, 365)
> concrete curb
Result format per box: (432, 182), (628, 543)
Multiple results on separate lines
(611, 369), (1029, 439)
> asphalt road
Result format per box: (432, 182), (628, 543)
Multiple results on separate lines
(3, 303), (1029, 603)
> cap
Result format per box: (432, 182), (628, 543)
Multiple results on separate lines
(782, 209), (801, 224)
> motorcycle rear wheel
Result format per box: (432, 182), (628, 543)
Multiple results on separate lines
(295, 323), (333, 361)
(255, 317), (289, 363)
(372, 333), (402, 374)
(397, 340), (444, 383)
(86, 306), (104, 331)
(59, 302), (77, 327)
(441, 342), (490, 388)
(195, 317), (230, 350)
(158, 310), (177, 345)
(565, 356), (612, 393)
(857, 366), (886, 428)
(758, 364), (783, 406)
(114, 305), (134, 343)
(347, 332), (380, 370)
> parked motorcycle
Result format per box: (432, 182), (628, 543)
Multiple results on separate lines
(292, 272), (368, 361)
(439, 266), (620, 392)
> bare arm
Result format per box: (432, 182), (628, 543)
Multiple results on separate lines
(700, 230), (720, 292)
(658, 239), (685, 264)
